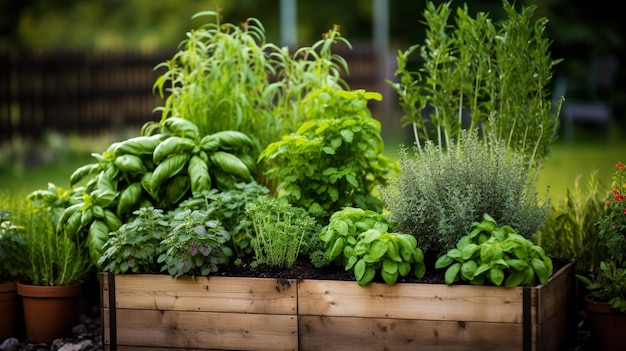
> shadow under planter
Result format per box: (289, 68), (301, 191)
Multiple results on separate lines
(583, 296), (626, 351)
(101, 261), (575, 351)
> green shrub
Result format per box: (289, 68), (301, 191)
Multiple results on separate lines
(259, 87), (398, 220)
(380, 130), (548, 257)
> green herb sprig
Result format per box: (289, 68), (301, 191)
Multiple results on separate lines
(321, 207), (426, 286)
(389, 1), (561, 180)
(245, 196), (317, 268)
(435, 214), (553, 287)
(259, 87), (398, 219)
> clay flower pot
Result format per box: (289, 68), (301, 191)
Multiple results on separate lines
(0, 281), (21, 340)
(584, 295), (626, 351)
(17, 282), (82, 343)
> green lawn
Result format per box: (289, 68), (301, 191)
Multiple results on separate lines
(536, 139), (625, 202)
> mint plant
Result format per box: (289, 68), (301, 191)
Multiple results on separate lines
(259, 87), (398, 219)
(435, 214), (553, 287)
(321, 207), (426, 286)
(175, 181), (270, 257)
(97, 207), (169, 274)
(158, 209), (233, 278)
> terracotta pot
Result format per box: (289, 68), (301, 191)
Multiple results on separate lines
(584, 295), (626, 351)
(0, 281), (20, 340)
(17, 282), (82, 343)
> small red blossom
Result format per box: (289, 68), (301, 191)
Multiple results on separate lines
(616, 162), (625, 170)
(612, 189), (620, 195)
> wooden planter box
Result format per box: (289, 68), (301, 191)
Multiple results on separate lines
(101, 261), (575, 351)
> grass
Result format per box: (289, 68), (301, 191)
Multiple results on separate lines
(0, 131), (123, 195)
(536, 138), (625, 201)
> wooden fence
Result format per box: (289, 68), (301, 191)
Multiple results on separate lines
(0, 44), (382, 141)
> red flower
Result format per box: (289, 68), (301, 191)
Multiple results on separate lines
(616, 162), (626, 170)
(612, 189), (620, 195)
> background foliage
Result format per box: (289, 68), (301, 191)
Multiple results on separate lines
(1, 0), (624, 122)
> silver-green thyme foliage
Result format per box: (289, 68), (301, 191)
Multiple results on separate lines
(380, 130), (549, 257)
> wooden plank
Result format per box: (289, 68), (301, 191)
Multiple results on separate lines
(101, 263), (574, 351)
(299, 315), (522, 351)
(109, 308), (297, 351)
(298, 279), (525, 323)
(533, 261), (576, 351)
(110, 274), (297, 314)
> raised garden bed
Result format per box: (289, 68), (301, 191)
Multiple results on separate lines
(101, 260), (575, 351)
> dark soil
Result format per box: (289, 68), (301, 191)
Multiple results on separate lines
(214, 253), (448, 283)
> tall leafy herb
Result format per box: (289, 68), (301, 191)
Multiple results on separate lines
(259, 87), (398, 220)
(153, 12), (349, 174)
(390, 1), (561, 179)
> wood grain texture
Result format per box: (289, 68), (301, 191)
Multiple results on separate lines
(101, 261), (575, 351)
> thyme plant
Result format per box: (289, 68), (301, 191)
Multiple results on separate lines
(380, 130), (548, 257)
(389, 1), (562, 179)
